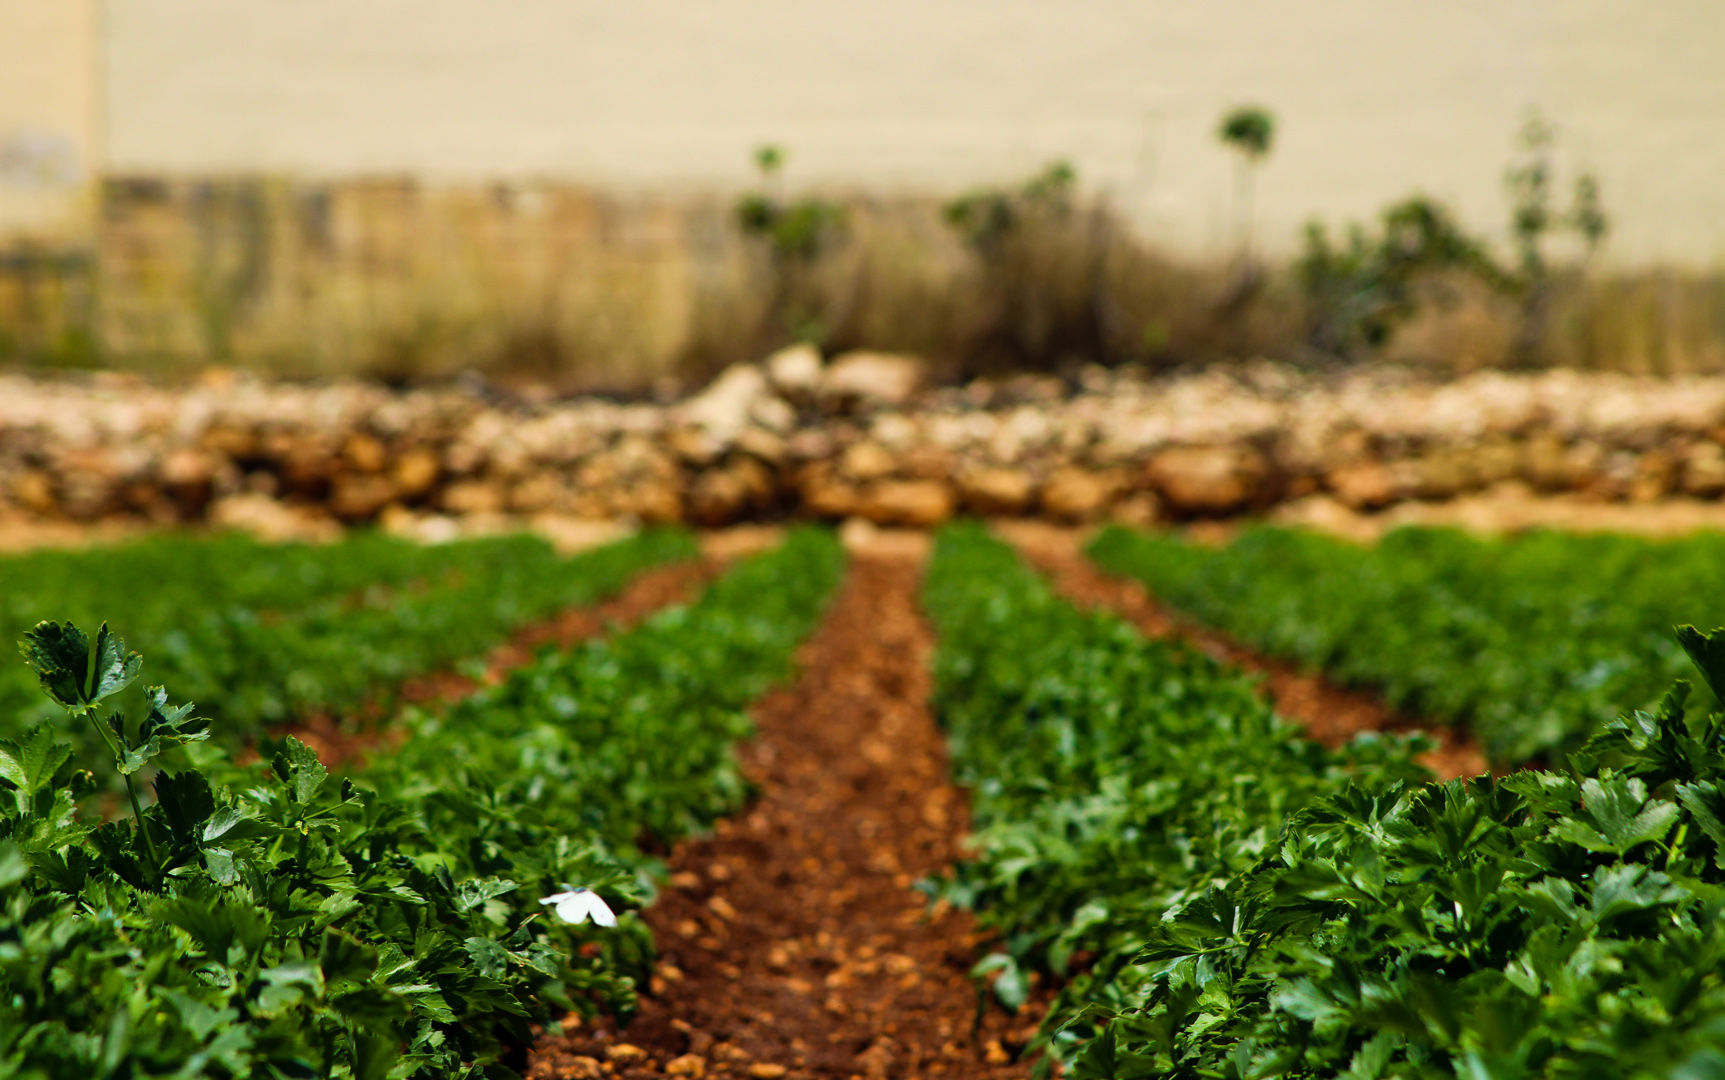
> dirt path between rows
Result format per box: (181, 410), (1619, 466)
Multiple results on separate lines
(996, 523), (1488, 780)
(530, 553), (1043, 1080)
(282, 558), (718, 769)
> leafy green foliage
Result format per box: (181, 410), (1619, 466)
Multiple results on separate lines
(1298, 197), (1508, 356)
(1090, 524), (1725, 764)
(0, 528), (844, 1077)
(1089, 660), (1725, 1079)
(942, 161), (1116, 377)
(923, 525), (1428, 1067)
(369, 526), (847, 854)
(1218, 107), (1275, 160)
(1507, 113), (1609, 281)
(19, 621), (209, 861)
(931, 525), (1725, 1078)
(945, 161), (1077, 252)
(1505, 114), (1610, 365)
(735, 145), (847, 345)
(0, 528), (698, 765)
(1297, 116), (1608, 362)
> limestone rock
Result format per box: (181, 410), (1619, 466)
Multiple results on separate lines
(277, 439), (338, 496)
(840, 441), (896, 482)
(730, 455), (776, 506)
(689, 467), (752, 526)
(9, 470), (56, 516)
(612, 478), (685, 524)
(957, 467), (1035, 516)
(665, 1054), (708, 1079)
(1327, 460), (1397, 510)
(735, 426), (789, 468)
(859, 479), (954, 528)
(1461, 440), (1522, 489)
(1630, 450), (1677, 502)
(689, 458), (775, 526)
(391, 447), (442, 498)
(6, 366), (1725, 535)
(749, 394), (797, 434)
(1148, 445), (1266, 514)
(898, 443), (954, 481)
(1398, 451), (1470, 500)
(160, 447), (217, 491)
(527, 515), (635, 555)
(764, 342), (823, 403)
(799, 464), (864, 519)
(820, 351), (926, 410)
(667, 426), (725, 467)
(56, 451), (120, 521)
(786, 428), (836, 461)
(1270, 494), (1379, 543)
(1523, 434), (1574, 491)
(441, 479), (506, 516)
(869, 412), (920, 450)
(200, 425), (258, 459)
(1683, 441), (1725, 497)
(330, 473), (397, 521)
(679, 363), (768, 447)
(342, 433), (388, 473)
(210, 493), (341, 544)
(506, 472), (565, 514)
(1110, 491), (1163, 528)
(159, 447), (222, 514)
(1526, 436), (1606, 493)
(1040, 467), (1129, 523)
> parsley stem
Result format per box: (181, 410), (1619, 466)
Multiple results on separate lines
(123, 774), (158, 865)
(81, 703), (159, 866)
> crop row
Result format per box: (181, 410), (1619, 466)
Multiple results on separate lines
(1, 528), (844, 1078)
(0, 528), (698, 761)
(1089, 524), (1725, 764)
(928, 524), (1725, 1078)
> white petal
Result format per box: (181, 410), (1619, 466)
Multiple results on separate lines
(582, 891), (618, 928)
(544, 887), (619, 927)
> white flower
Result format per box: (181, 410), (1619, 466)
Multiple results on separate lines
(539, 886), (617, 927)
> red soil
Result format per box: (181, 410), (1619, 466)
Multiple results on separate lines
(529, 555), (1046, 1080)
(276, 559), (716, 769)
(997, 523), (1489, 780)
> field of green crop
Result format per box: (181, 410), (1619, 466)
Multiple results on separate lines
(1090, 524), (1725, 764)
(931, 526), (1725, 1078)
(2, 528), (842, 1076)
(5, 520), (1725, 1078)
(0, 529), (697, 760)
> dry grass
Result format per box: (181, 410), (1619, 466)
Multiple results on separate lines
(2, 175), (1722, 389)
(1384, 269), (1725, 375)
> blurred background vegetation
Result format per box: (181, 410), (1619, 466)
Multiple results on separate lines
(2, 130), (1722, 394)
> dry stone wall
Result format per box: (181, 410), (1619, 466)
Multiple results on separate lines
(6, 348), (1725, 541)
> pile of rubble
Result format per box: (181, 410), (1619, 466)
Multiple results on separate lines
(5, 348), (1725, 542)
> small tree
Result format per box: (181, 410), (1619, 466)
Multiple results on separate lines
(943, 161), (1109, 377)
(1505, 113), (1609, 365)
(1298, 196), (1506, 359)
(734, 145), (846, 347)
(1218, 106), (1276, 263)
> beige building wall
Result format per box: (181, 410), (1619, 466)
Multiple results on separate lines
(99, 0), (1725, 268)
(0, 0), (99, 241)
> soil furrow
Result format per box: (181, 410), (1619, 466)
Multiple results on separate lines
(530, 553), (1043, 1080)
(996, 523), (1488, 780)
(281, 558), (717, 769)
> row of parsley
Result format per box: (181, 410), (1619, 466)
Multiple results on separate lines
(1088, 524), (1725, 765)
(926, 524), (1725, 1078)
(0, 528), (699, 766)
(1, 527), (845, 1079)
